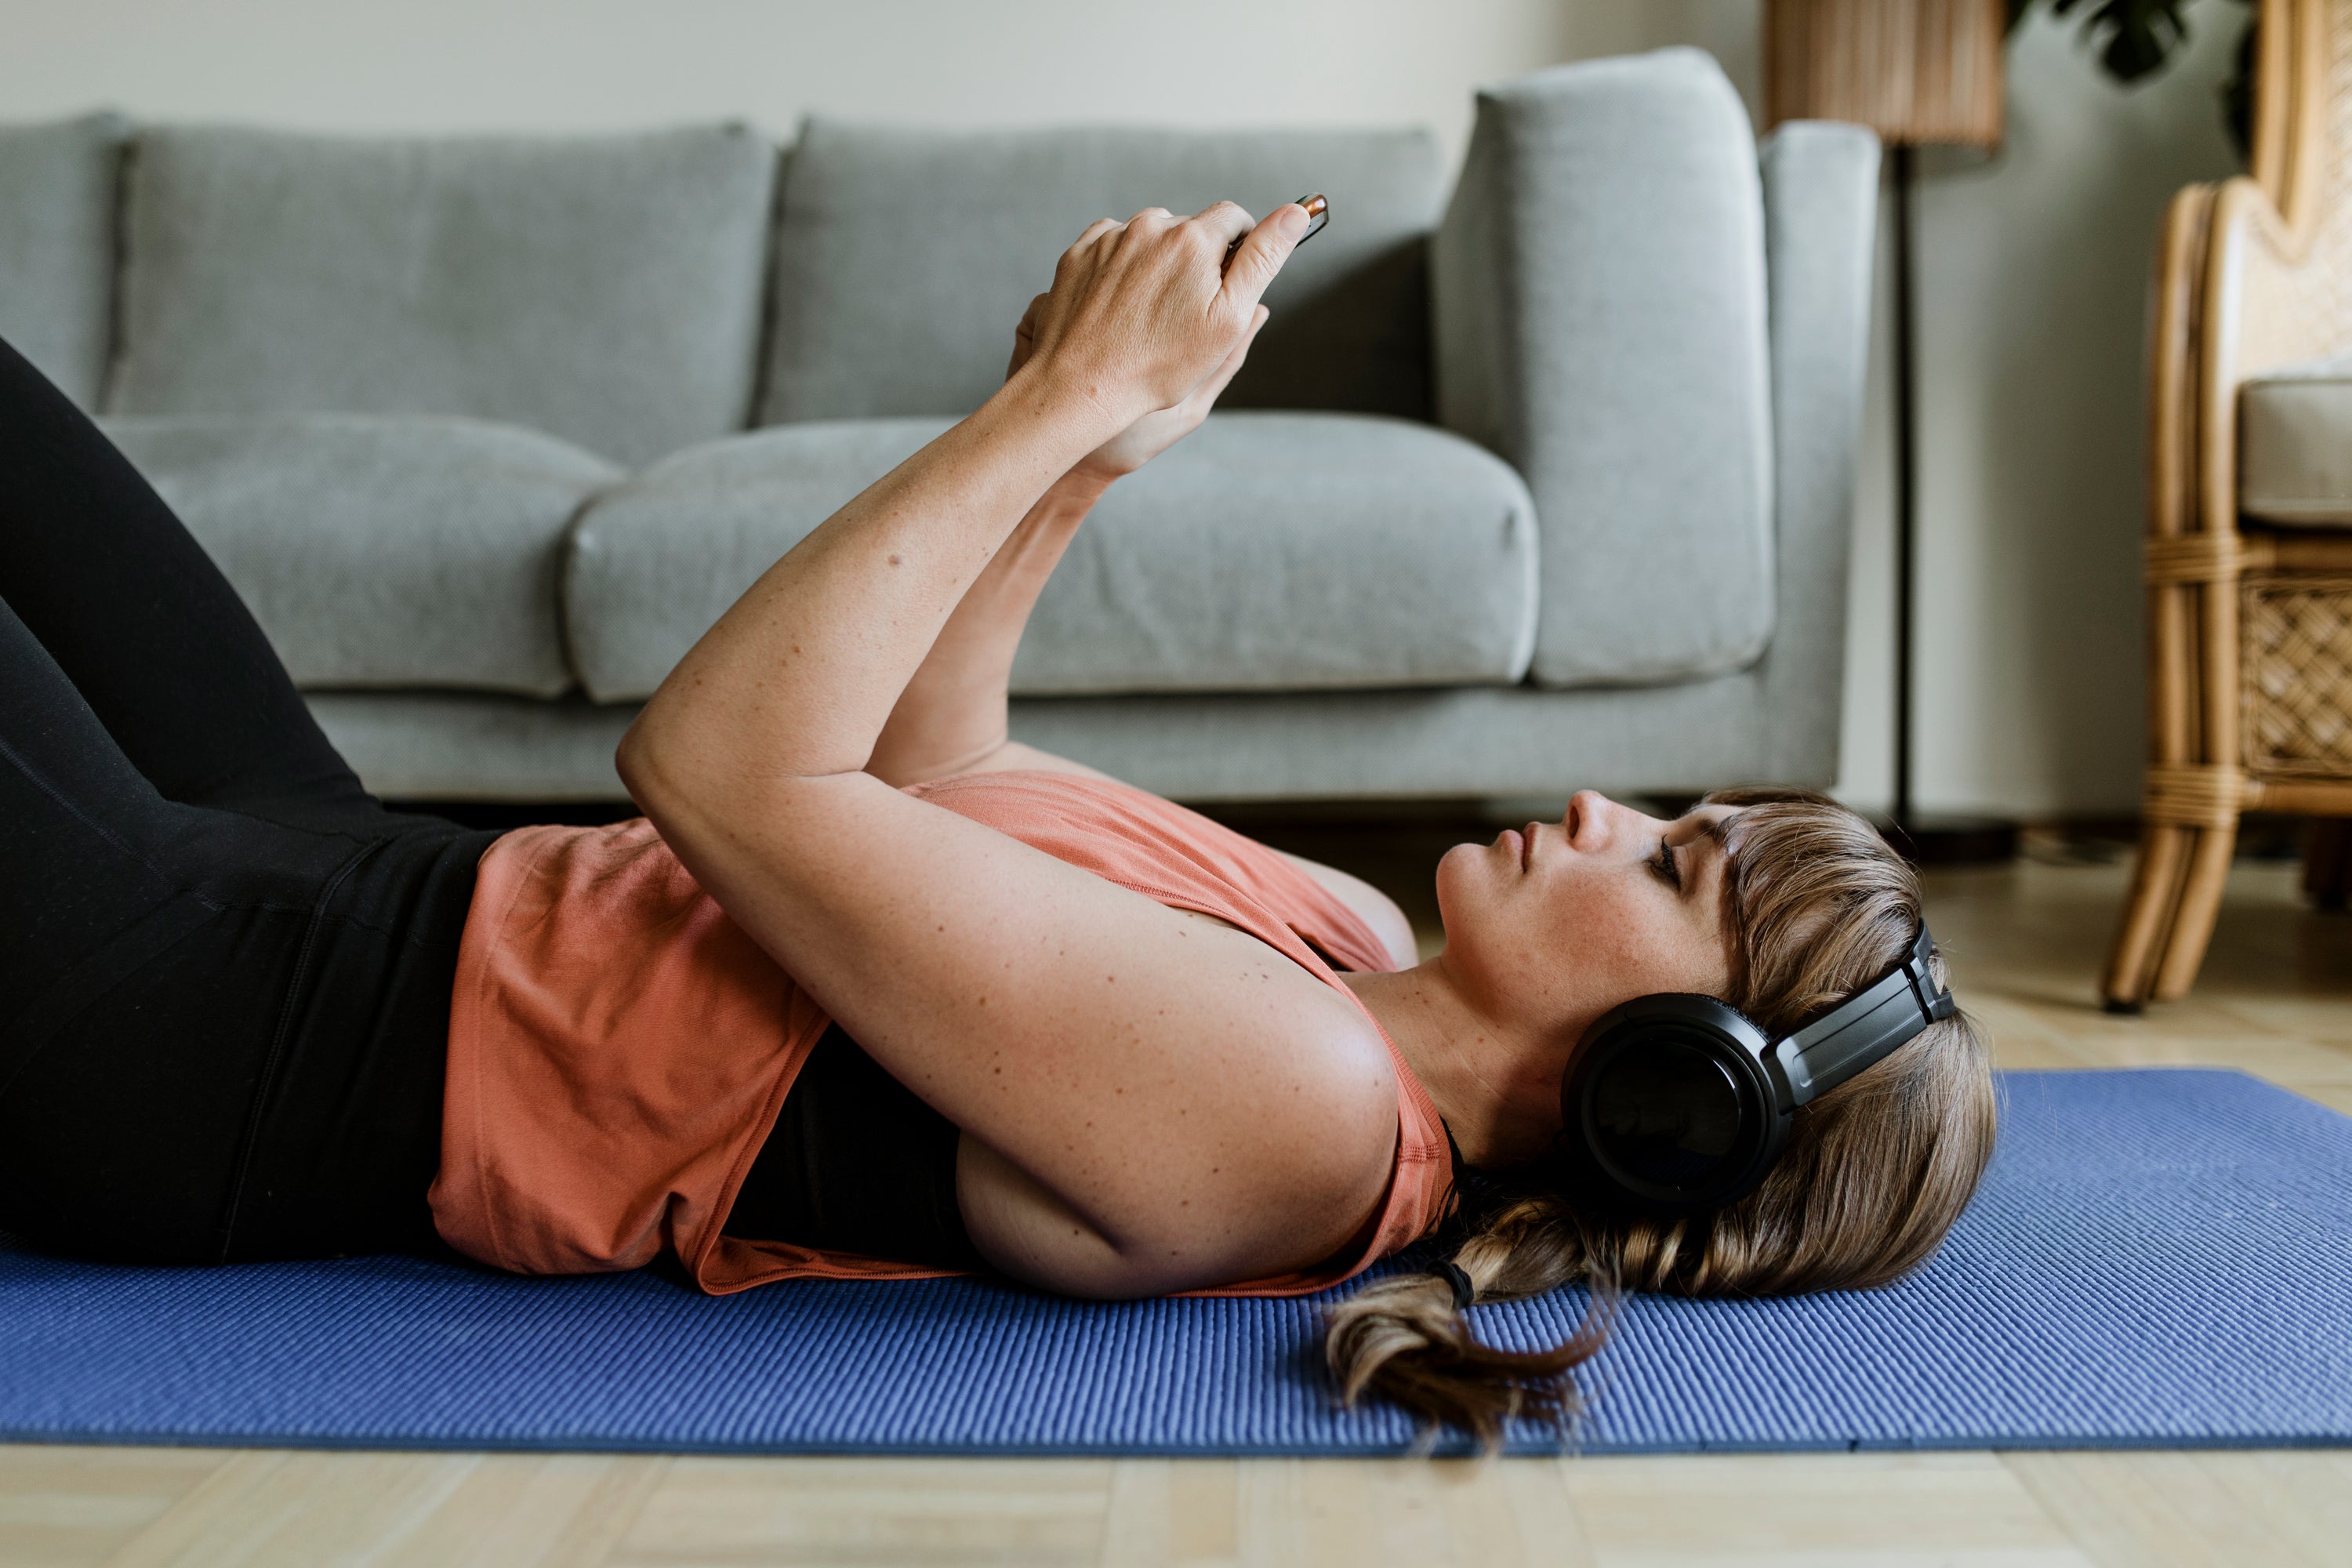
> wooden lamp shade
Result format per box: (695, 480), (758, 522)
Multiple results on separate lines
(1768, 0), (2013, 853)
(1765, 0), (2007, 147)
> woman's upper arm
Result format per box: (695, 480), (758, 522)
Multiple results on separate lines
(907, 763), (1420, 970)
(634, 768), (1398, 1281)
(918, 739), (1120, 784)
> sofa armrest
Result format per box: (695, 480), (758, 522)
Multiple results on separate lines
(1754, 121), (1879, 783)
(1433, 49), (1773, 690)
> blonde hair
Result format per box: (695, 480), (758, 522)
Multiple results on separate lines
(1325, 789), (1995, 1448)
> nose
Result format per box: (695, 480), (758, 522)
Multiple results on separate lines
(1566, 789), (1665, 854)
(1565, 789), (1617, 850)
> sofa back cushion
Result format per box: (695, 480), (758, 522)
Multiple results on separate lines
(1435, 50), (1776, 688)
(107, 125), (776, 466)
(759, 119), (1443, 425)
(0, 114), (123, 408)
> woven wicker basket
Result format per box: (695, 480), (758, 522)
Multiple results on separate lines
(2244, 575), (2352, 777)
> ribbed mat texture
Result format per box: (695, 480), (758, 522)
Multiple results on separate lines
(3, 1069), (2348, 1456)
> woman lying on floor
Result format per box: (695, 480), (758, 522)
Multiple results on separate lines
(0, 199), (1992, 1443)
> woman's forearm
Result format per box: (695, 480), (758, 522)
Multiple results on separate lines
(622, 202), (1299, 816)
(866, 469), (1111, 786)
(619, 366), (1129, 802)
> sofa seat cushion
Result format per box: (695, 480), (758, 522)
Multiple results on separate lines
(103, 413), (618, 696)
(107, 125), (776, 466)
(566, 412), (1538, 702)
(2242, 358), (2352, 527)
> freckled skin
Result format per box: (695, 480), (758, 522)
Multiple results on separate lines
(1438, 792), (1738, 1027)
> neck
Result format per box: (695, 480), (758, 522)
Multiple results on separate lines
(1340, 960), (1565, 1169)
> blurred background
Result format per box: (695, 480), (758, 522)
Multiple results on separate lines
(1, 0), (2251, 826)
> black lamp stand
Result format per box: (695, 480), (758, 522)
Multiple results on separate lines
(1886, 143), (2019, 864)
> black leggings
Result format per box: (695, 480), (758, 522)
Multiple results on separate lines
(0, 336), (494, 1265)
(0, 335), (981, 1276)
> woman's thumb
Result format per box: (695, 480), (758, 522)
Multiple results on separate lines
(1222, 204), (1309, 304)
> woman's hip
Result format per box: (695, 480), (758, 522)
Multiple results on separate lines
(0, 821), (495, 1265)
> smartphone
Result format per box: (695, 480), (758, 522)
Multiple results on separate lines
(1223, 194), (1328, 270)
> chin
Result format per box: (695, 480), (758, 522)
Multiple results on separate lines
(1430, 841), (1483, 941)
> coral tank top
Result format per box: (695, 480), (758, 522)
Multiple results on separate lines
(430, 770), (1453, 1297)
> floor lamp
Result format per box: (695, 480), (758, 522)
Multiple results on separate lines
(1765, 0), (2019, 861)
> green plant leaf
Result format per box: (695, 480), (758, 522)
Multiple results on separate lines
(2013, 0), (2256, 164)
(2020, 0), (2192, 81)
(2071, 0), (2190, 82)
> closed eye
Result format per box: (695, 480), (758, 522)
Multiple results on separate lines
(1650, 837), (1682, 891)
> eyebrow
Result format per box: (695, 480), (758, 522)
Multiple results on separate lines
(1675, 817), (1733, 902)
(1671, 815), (1730, 852)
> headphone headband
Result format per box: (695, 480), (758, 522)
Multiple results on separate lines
(1768, 925), (1955, 1109)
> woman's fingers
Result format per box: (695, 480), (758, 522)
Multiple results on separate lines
(1195, 200), (1257, 274)
(1195, 199), (1255, 242)
(1051, 219), (1122, 296)
(1220, 202), (1310, 306)
(1024, 201), (1293, 419)
(1082, 208), (1174, 265)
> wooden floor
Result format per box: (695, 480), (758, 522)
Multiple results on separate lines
(6, 849), (2350, 1567)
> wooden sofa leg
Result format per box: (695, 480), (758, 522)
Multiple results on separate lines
(2307, 818), (2352, 912)
(2150, 825), (2239, 1002)
(2103, 824), (2192, 1010)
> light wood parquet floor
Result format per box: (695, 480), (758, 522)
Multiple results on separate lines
(5, 851), (2350, 1567)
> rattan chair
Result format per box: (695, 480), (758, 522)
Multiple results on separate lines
(2103, 0), (2352, 1008)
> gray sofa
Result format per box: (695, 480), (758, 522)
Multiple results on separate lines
(0, 49), (1878, 804)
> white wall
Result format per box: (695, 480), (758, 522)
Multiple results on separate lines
(0, 0), (2250, 818)
(1875, 1), (2244, 818)
(3, 0), (1584, 162)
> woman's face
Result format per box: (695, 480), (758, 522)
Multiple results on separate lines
(1434, 791), (1743, 1040)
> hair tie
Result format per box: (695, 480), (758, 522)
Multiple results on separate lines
(1433, 1260), (1475, 1311)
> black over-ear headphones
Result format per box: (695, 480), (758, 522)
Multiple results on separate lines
(1556, 925), (1956, 1216)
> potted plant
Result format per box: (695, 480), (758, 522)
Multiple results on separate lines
(2012, 0), (2258, 153)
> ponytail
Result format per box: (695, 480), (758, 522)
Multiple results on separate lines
(1325, 1195), (1613, 1448)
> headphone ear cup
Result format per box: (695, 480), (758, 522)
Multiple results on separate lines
(1560, 995), (1763, 1124)
(1560, 995), (1785, 1216)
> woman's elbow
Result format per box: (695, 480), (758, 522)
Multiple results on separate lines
(614, 710), (688, 818)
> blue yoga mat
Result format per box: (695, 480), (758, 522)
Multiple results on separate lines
(3, 1069), (2348, 1457)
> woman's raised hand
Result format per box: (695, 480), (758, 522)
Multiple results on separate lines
(1008, 289), (1269, 481)
(1010, 201), (1312, 443)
